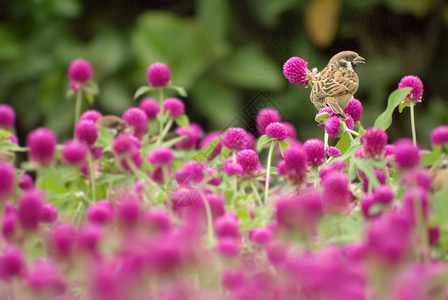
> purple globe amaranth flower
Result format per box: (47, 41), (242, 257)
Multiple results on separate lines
(322, 171), (351, 213)
(222, 268), (246, 291)
(326, 146), (341, 157)
(325, 116), (341, 138)
(112, 135), (138, 156)
(277, 159), (286, 175)
(199, 131), (223, 159)
(80, 110), (102, 122)
(175, 160), (204, 185)
(222, 158), (243, 176)
(0, 246), (23, 281)
(18, 189), (44, 230)
(122, 107), (147, 139)
(163, 98), (185, 118)
(68, 58), (93, 84)
(76, 224), (102, 253)
(138, 98), (160, 119)
(86, 201), (114, 225)
(147, 62), (171, 87)
(174, 123), (202, 149)
(359, 168), (386, 193)
(402, 167), (432, 192)
(303, 139), (325, 166)
(27, 127), (57, 166)
(214, 215), (240, 239)
(344, 114), (354, 130)
(236, 149), (261, 176)
(0, 104), (15, 129)
(143, 209), (172, 232)
(19, 173), (34, 191)
(373, 185), (394, 205)
(117, 195), (140, 228)
(283, 145), (307, 183)
(343, 98), (363, 122)
(217, 238), (239, 257)
(62, 140), (88, 166)
(283, 122), (297, 140)
(75, 120), (98, 146)
(265, 122), (288, 140)
(283, 56), (311, 86)
(50, 223), (76, 258)
(222, 127), (248, 150)
(360, 127), (388, 160)
(398, 75), (424, 102)
(430, 125), (448, 145)
(41, 203), (58, 223)
(0, 162), (15, 200)
(256, 108), (282, 135)
(147, 147), (174, 165)
(402, 188), (430, 224)
(394, 138), (421, 169)
(28, 259), (66, 295)
(250, 227), (272, 244)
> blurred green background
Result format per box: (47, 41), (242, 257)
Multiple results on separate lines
(1, 0), (447, 148)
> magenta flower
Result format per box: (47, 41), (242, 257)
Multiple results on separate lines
(360, 127), (388, 159)
(41, 203), (58, 223)
(236, 149), (261, 176)
(80, 110), (103, 122)
(217, 238), (239, 257)
(87, 201), (114, 225)
(68, 58), (93, 84)
(147, 62), (171, 87)
(325, 116), (341, 138)
(18, 190), (44, 230)
(250, 228), (272, 244)
(430, 125), (448, 145)
(0, 104), (15, 129)
(143, 209), (172, 232)
(222, 268), (246, 290)
(75, 120), (98, 146)
(256, 108), (281, 135)
(76, 224), (102, 253)
(402, 167), (432, 191)
(199, 131), (223, 159)
(117, 195), (140, 228)
(283, 122), (297, 139)
(265, 122), (288, 140)
(19, 173), (34, 191)
(28, 259), (66, 294)
(147, 147), (174, 165)
(214, 215), (240, 239)
(326, 146), (341, 157)
(62, 140), (88, 166)
(50, 223), (76, 258)
(122, 107), (147, 139)
(343, 98), (363, 122)
(163, 98), (185, 118)
(222, 158), (243, 176)
(222, 127), (248, 150)
(27, 127), (57, 166)
(175, 160), (204, 185)
(398, 75), (424, 102)
(138, 98), (160, 119)
(0, 162), (15, 200)
(303, 139), (325, 166)
(283, 145), (307, 183)
(112, 135), (138, 156)
(283, 56), (311, 86)
(174, 123), (202, 149)
(394, 138), (421, 169)
(0, 246), (23, 281)
(321, 171), (351, 213)
(359, 168), (386, 193)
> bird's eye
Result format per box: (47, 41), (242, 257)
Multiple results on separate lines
(345, 56), (350, 60)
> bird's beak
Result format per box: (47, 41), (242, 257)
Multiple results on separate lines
(353, 56), (366, 65)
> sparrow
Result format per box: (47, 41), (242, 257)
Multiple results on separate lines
(432, 158), (448, 192)
(95, 115), (126, 137)
(310, 51), (365, 118)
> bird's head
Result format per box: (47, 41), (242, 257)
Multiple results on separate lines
(328, 51), (365, 71)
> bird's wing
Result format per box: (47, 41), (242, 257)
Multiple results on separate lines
(311, 64), (359, 100)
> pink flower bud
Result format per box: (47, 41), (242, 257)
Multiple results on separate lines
(265, 122), (288, 140)
(256, 108), (281, 135)
(62, 140), (88, 166)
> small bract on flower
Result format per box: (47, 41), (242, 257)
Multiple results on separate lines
(398, 75), (424, 102)
(283, 56), (312, 86)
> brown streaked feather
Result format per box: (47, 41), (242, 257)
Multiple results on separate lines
(311, 64), (359, 102)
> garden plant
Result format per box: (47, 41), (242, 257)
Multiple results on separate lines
(0, 55), (448, 300)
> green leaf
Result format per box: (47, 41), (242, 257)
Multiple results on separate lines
(221, 147), (231, 157)
(0, 141), (28, 152)
(96, 126), (114, 151)
(190, 136), (222, 162)
(433, 187), (448, 228)
(133, 86), (152, 100)
(174, 115), (190, 129)
(278, 140), (289, 156)
(96, 173), (129, 186)
(421, 146), (442, 167)
(399, 101), (411, 113)
(374, 87), (412, 130)
(315, 112), (329, 123)
(85, 93), (94, 105)
(335, 134), (350, 155)
(167, 84), (188, 97)
(336, 143), (362, 163)
(257, 135), (274, 151)
(83, 81), (99, 96)
(66, 89), (75, 99)
(354, 159), (381, 189)
(197, 0), (229, 42)
(234, 208), (251, 220)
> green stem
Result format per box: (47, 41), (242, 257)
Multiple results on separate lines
(87, 151), (96, 202)
(159, 118), (173, 145)
(74, 89), (83, 136)
(250, 181), (263, 207)
(413, 194), (429, 263)
(125, 157), (166, 198)
(324, 131), (329, 149)
(264, 141), (275, 204)
(157, 88), (165, 146)
(410, 102), (417, 146)
(200, 191), (216, 246)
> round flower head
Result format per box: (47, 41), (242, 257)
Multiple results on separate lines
(303, 139), (325, 166)
(147, 62), (171, 87)
(373, 185), (394, 205)
(283, 122), (297, 139)
(147, 147), (174, 165)
(321, 171), (351, 213)
(394, 138), (421, 169)
(283, 145), (307, 183)
(62, 140), (88, 166)
(277, 159), (285, 175)
(28, 259), (66, 294)
(283, 56), (311, 86)
(41, 203), (58, 223)
(222, 127), (248, 150)
(326, 146), (341, 157)
(265, 122), (287, 140)
(50, 223), (76, 257)
(75, 120), (98, 146)
(236, 150), (261, 176)
(222, 268), (246, 291)
(122, 107), (147, 139)
(68, 58), (93, 84)
(163, 98), (185, 118)
(256, 108), (281, 135)
(398, 75), (423, 102)
(117, 195), (140, 228)
(0, 246), (23, 281)
(199, 131), (222, 159)
(402, 167), (432, 191)
(0, 104), (15, 129)
(138, 98), (160, 119)
(86, 202), (114, 225)
(217, 238), (239, 257)
(214, 215), (240, 239)
(360, 127), (388, 159)
(430, 125), (448, 145)
(80, 110), (102, 122)
(112, 135), (138, 156)
(174, 123), (202, 149)
(222, 158), (243, 176)
(250, 227), (272, 244)
(325, 116), (341, 138)
(0, 162), (15, 200)
(27, 127), (57, 166)
(19, 173), (34, 191)
(175, 160), (204, 185)
(18, 189), (44, 230)
(344, 114), (354, 130)
(343, 98), (363, 122)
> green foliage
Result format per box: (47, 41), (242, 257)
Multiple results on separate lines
(374, 88), (412, 130)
